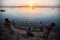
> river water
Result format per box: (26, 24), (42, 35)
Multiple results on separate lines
(0, 8), (60, 32)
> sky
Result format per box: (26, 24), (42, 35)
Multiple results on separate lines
(0, 0), (60, 6)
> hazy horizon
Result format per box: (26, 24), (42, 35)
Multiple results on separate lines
(0, 0), (60, 6)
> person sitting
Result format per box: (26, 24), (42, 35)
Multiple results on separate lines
(27, 27), (33, 37)
(32, 25), (36, 31)
(43, 23), (56, 38)
(4, 18), (15, 35)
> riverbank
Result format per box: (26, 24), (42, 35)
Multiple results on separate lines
(0, 26), (60, 40)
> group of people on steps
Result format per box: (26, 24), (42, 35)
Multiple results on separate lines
(4, 18), (56, 38)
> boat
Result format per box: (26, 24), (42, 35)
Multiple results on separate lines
(0, 10), (5, 12)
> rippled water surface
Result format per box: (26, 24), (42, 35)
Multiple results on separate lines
(0, 8), (60, 32)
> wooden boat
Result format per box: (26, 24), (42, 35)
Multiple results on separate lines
(0, 10), (5, 12)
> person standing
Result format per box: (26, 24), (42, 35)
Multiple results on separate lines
(40, 22), (44, 31)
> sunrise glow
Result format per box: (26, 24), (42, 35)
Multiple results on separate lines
(28, 0), (34, 7)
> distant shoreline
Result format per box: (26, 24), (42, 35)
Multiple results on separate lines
(0, 6), (60, 8)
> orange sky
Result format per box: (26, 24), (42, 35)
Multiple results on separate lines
(1, 3), (59, 6)
(0, 0), (60, 6)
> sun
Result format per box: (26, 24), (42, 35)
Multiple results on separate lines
(29, 2), (33, 7)
(28, 0), (34, 7)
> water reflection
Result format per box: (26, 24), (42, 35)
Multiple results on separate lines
(0, 8), (59, 32)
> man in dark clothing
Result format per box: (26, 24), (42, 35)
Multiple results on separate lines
(27, 27), (33, 36)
